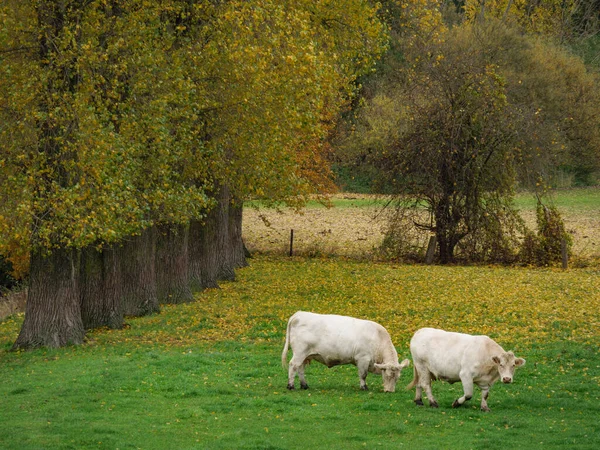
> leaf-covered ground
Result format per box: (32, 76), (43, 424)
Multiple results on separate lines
(3, 255), (597, 353)
(4, 256), (589, 355)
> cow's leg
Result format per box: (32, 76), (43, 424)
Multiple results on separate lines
(298, 364), (309, 390)
(287, 362), (297, 390)
(412, 366), (424, 405)
(423, 382), (438, 408)
(419, 370), (438, 408)
(480, 386), (491, 412)
(414, 384), (424, 406)
(287, 353), (305, 390)
(357, 360), (369, 390)
(452, 373), (474, 408)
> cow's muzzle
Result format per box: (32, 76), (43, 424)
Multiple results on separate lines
(502, 377), (512, 384)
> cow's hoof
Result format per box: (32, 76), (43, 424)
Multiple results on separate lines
(430, 401), (439, 408)
(452, 400), (461, 408)
(300, 383), (309, 390)
(481, 406), (491, 412)
(287, 384), (295, 390)
(360, 385), (369, 391)
(414, 399), (424, 406)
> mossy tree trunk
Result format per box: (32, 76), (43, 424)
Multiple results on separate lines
(188, 216), (220, 292)
(216, 185), (236, 281)
(228, 200), (248, 270)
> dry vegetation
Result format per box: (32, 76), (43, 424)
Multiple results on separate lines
(243, 195), (389, 259)
(243, 192), (600, 264)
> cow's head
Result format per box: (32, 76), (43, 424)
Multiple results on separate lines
(374, 359), (410, 392)
(492, 351), (526, 384)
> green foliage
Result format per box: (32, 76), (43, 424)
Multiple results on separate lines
(571, 34), (600, 69)
(1, 256), (599, 448)
(0, 0), (387, 267)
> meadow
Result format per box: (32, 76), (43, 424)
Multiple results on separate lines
(1, 255), (599, 449)
(0, 188), (599, 449)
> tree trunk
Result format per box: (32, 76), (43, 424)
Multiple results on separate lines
(156, 223), (194, 304)
(188, 216), (220, 291)
(118, 227), (159, 317)
(13, 248), (84, 350)
(228, 201), (248, 269)
(79, 245), (123, 330)
(216, 185), (236, 281)
(437, 232), (450, 264)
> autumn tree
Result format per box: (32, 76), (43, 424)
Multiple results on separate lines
(1, 0), (387, 348)
(335, 14), (600, 263)
(0, 1), (214, 347)
(377, 25), (522, 263)
(464, 0), (600, 41)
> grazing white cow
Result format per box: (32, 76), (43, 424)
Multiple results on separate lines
(407, 328), (526, 411)
(282, 311), (410, 392)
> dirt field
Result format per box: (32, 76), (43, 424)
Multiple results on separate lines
(243, 198), (388, 259)
(242, 194), (600, 263)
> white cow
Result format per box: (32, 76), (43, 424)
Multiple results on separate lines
(407, 328), (526, 411)
(282, 311), (410, 392)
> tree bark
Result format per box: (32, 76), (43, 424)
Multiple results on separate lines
(228, 200), (248, 269)
(156, 223), (194, 304)
(118, 227), (159, 317)
(216, 185), (236, 281)
(79, 245), (123, 330)
(13, 248), (85, 350)
(188, 216), (220, 291)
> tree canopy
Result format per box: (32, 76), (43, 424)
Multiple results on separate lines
(0, 0), (387, 348)
(0, 0), (386, 269)
(334, 1), (600, 263)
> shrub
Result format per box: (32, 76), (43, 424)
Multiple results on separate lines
(519, 202), (572, 266)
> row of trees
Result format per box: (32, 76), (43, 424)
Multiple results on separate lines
(335, 0), (600, 263)
(0, 0), (387, 348)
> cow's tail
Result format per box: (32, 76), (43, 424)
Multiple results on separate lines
(406, 365), (418, 390)
(281, 316), (292, 369)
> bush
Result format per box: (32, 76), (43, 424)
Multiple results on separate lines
(519, 202), (572, 266)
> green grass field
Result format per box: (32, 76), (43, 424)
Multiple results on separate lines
(1, 255), (599, 449)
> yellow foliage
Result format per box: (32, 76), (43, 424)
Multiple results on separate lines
(42, 256), (596, 353)
(0, 0), (387, 254)
(464, 0), (579, 37)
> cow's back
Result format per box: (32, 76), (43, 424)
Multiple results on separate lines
(288, 311), (383, 361)
(410, 328), (489, 380)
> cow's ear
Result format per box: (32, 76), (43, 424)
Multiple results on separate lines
(374, 363), (385, 371)
(515, 358), (526, 367)
(399, 359), (410, 369)
(492, 356), (501, 365)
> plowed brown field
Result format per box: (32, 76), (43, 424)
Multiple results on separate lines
(243, 193), (600, 264)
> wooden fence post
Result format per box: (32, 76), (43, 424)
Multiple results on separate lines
(561, 238), (568, 269)
(289, 229), (294, 257)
